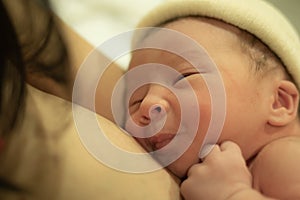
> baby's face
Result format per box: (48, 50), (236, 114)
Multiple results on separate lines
(125, 18), (270, 178)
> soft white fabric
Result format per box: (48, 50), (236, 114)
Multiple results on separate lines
(135, 0), (300, 88)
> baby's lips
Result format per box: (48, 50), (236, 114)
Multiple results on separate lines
(148, 133), (175, 150)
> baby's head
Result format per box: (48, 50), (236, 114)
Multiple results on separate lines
(125, 0), (300, 178)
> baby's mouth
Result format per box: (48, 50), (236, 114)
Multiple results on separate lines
(148, 133), (175, 150)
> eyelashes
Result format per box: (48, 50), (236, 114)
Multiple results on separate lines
(130, 99), (143, 107)
(174, 72), (200, 83)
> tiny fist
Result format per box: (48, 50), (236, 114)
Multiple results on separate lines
(220, 141), (242, 153)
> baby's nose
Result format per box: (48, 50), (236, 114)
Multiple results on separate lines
(149, 104), (166, 121)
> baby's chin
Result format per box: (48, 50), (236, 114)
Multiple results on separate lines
(168, 166), (187, 179)
(167, 158), (200, 178)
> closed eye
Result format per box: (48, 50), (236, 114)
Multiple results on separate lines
(130, 99), (143, 107)
(175, 72), (199, 83)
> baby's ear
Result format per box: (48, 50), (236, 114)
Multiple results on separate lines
(268, 80), (299, 126)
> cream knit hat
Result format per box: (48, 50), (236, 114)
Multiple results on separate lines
(135, 0), (300, 89)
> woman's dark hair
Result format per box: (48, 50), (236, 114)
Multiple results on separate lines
(0, 0), (72, 137)
(0, 1), (26, 137)
(4, 0), (71, 86)
(0, 0), (70, 192)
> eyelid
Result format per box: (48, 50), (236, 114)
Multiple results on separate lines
(176, 71), (200, 82)
(130, 99), (143, 107)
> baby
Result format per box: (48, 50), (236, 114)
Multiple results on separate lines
(124, 0), (300, 199)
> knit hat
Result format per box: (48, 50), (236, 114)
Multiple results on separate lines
(135, 0), (300, 89)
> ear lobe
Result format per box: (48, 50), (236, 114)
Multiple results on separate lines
(268, 80), (299, 126)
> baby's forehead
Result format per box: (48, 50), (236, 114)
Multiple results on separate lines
(129, 48), (192, 70)
(136, 18), (242, 54)
(130, 19), (244, 70)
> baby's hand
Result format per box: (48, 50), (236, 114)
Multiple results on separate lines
(181, 141), (252, 200)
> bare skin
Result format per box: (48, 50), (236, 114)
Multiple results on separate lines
(126, 18), (300, 199)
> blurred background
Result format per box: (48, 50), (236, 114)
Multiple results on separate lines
(50, 0), (300, 68)
(50, 0), (163, 47)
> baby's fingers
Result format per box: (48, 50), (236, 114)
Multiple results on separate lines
(220, 141), (242, 153)
(200, 144), (221, 163)
(182, 164), (207, 200)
